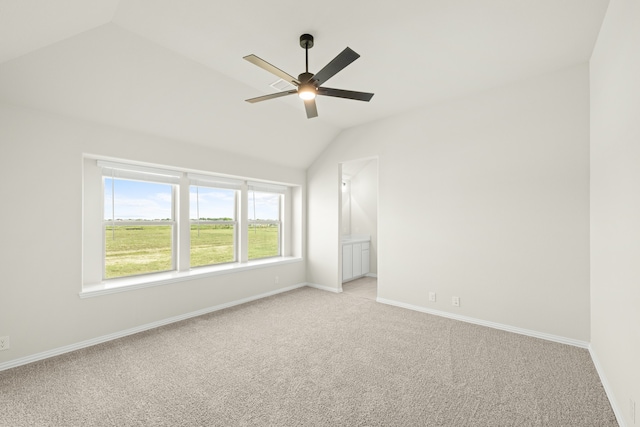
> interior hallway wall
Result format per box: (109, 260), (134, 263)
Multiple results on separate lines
(590, 0), (640, 424)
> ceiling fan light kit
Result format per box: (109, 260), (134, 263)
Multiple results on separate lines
(244, 34), (374, 119)
(298, 83), (317, 100)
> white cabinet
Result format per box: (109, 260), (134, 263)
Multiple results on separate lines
(342, 244), (353, 281)
(362, 242), (370, 276)
(353, 243), (362, 277)
(342, 240), (370, 282)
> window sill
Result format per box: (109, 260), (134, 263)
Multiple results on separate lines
(80, 256), (303, 299)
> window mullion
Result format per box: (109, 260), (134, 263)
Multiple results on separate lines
(239, 181), (249, 263)
(177, 173), (190, 272)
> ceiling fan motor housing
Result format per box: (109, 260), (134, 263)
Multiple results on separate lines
(298, 72), (315, 84)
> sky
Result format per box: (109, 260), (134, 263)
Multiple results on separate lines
(104, 178), (279, 221)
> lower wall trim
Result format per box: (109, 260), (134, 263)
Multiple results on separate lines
(365, 273), (378, 278)
(305, 282), (342, 293)
(376, 297), (590, 349)
(589, 345), (627, 427)
(0, 283), (307, 372)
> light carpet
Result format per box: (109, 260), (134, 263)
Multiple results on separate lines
(0, 287), (617, 426)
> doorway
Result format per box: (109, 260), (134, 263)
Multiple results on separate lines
(340, 158), (378, 298)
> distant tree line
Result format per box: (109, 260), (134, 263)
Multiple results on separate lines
(195, 217), (233, 221)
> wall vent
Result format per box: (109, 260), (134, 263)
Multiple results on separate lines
(270, 79), (296, 92)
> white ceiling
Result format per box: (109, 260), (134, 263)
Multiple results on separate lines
(0, 0), (609, 168)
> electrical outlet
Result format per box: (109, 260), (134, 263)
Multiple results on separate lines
(0, 336), (9, 351)
(429, 292), (436, 302)
(275, 276), (279, 284)
(452, 296), (460, 307)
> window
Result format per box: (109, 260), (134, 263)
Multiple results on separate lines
(248, 183), (284, 260)
(101, 161), (180, 279)
(189, 174), (241, 268)
(82, 157), (299, 293)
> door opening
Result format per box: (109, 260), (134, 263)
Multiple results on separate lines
(339, 158), (378, 298)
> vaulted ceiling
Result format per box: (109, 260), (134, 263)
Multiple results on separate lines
(0, 0), (609, 168)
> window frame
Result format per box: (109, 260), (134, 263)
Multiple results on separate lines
(189, 184), (239, 268)
(101, 172), (178, 281)
(247, 189), (283, 260)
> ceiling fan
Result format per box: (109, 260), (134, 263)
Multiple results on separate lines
(243, 34), (374, 119)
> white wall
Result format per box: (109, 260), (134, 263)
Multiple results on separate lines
(590, 0), (640, 424)
(341, 179), (351, 235)
(0, 102), (306, 365)
(349, 160), (378, 274)
(308, 64), (591, 341)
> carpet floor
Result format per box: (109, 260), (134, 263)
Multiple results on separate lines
(0, 287), (617, 426)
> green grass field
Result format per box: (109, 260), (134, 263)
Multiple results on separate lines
(105, 224), (279, 279)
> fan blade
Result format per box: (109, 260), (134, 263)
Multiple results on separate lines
(243, 55), (300, 85)
(317, 87), (374, 102)
(311, 47), (360, 86)
(245, 89), (297, 103)
(304, 99), (318, 119)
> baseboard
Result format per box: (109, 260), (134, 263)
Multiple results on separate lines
(365, 273), (378, 278)
(589, 345), (627, 427)
(0, 282), (307, 372)
(376, 297), (590, 349)
(305, 282), (342, 293)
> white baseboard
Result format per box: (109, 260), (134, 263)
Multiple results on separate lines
(0, 283), (307, 372)
(376, 297), (589, 349)
(305, 282), (342, 293)
(365, 273), (378, 278)
(589, 345), (627, 427)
